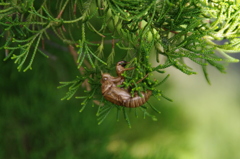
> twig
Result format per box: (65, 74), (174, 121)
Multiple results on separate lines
(68, 44), (91, 91)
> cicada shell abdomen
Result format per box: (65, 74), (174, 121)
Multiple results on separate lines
(122, 90), (152, 108)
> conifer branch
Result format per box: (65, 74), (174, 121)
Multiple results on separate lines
(1, 0), (240, 125)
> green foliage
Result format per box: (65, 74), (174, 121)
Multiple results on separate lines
(1, 0), (240, 125)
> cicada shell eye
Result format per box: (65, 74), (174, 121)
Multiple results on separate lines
(103, 77), (107, 81)
(101, 73), (110, 83)
(117, 61), (128, 67)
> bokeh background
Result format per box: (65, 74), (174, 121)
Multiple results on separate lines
(1, 44), (240, 159)
(1, 0), (240, 158)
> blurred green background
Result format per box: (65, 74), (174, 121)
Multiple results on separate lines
(1, 46), (240, 159)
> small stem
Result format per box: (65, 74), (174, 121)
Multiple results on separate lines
(68, 44), (92, 91)
(112, 39), (115, 48)
(73, 1), (77, 15)
(0, 3), (11, 5)
(0, 7), (13, 13)
(63, 15), (84, 23)
(56, 0), (70, 19)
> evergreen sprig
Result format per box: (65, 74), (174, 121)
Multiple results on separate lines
(1, 0), (240, 125)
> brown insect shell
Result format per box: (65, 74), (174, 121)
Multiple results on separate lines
(101, 73), (121, 94)
(101, 73), (132, 105)
(101, 73), (152, 107)
(115, 61), (134, 85)
(116, 61), (128, 77)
